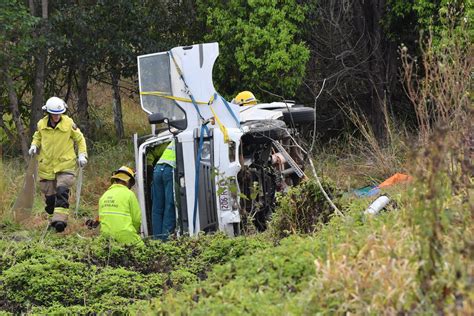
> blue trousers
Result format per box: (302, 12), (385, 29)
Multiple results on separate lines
(151, 164), (176, 240)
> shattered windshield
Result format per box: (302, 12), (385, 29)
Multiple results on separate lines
(137, 53), (186, 122)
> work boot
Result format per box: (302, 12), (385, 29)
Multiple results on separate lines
(55, 186), (70, 209)
(45, 195), (55, 215)
(51, 221), (67, 233)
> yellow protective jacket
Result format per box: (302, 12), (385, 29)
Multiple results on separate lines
(98, 184), (143, 246)
(31, 115), (87, 180)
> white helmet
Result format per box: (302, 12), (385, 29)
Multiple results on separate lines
(42, 97), (67, 114)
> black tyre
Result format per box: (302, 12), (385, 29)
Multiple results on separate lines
(280, 107), (315, 125)
(241, 120), (287, 144)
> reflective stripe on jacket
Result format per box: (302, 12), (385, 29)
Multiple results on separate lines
(31, 115), (87, 180)
(99, 184), (143, 246)
(157, 140), (176, 168)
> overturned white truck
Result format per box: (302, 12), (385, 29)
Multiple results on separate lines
(134, 43), (315, 238)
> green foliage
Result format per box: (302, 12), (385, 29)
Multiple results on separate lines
(0, 0), (38, 67)
(285, 215), (420, 314)
(29, 296), (148, 315)
(139, 0), (203, 52)
(399, 23), (471, 308)
(169, 269), (198, 290)
(1, 12), (472, 311)
(198, 0), (310, 99)
(134, 235), (322, 314)
(385, 0), (471, 43)
(1, 257), (92, 308)
(197, 233), (269, 266)
(130, 175), (471, 315)
(89, 267), (164, 299)
(268, 179), (342, 240)
(0, 231), (271, 313)
(0, 1), (38, 153)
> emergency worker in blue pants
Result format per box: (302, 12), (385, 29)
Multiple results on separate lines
(151, 140), (176, 240)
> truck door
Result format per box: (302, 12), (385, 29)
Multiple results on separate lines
(136, 51), (188, 237)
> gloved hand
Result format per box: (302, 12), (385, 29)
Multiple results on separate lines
(85, 218), (100, 229)
(78, 153), (88, 167)
(28, 145), (37, 156)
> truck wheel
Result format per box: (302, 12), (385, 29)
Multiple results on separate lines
(280, 107), (315, 125)
(242, 120), (287, 144)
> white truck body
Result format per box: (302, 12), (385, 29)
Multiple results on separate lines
(135, 43), (313, 237)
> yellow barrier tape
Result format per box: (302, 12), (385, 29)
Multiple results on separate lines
(210, 105), (229, 143)
(140, 91), (208, 105)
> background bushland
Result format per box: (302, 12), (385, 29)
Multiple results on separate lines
(1, 0), (471, 158)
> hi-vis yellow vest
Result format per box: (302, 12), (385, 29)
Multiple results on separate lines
(157, 141), (176, 168)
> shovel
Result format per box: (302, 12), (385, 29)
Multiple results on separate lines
(75, 166), (83, 217)
(12, 157), (38, 223)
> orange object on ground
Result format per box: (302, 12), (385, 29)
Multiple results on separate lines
(378, 173), (413, 188)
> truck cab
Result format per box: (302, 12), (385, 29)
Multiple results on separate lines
(134, 43), (313, 238)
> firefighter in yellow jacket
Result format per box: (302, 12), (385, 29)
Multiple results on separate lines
(29, 96), (88, 232)
(98, 166), (143, 246)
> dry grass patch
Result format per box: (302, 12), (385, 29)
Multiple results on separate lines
(87, 81), (148, 138)
(292, 222), (419, 314)
(0, 159), (35, 220)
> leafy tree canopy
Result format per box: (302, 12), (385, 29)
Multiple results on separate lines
(385, 0), (472, 43)
(198, 0), (310, 100)
(0, 0), (38, 72)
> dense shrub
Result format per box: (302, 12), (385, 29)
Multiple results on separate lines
(29, 297), (148, 315)
(1, 257), (92, 309)
(0, 231), (271, 313)
(268, 178), (342, 240)
(88, 267), (164, 300)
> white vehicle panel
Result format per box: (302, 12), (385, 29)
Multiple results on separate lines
(239, 107), (283, 121)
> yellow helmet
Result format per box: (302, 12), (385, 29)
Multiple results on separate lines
(233, 91), (257, 106)
(111, 166), (136, 186)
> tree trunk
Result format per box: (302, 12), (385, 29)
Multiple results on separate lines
(29, 0), (49, 136)
(111, 68), (124, 139)
(28, 0), (35, 15)
(305, 0), (401, 142)
(65, 66), (74, 104)
(77, 63), (90, 138)
(41, 0), (48, 18)
(354, 0), (388, 143)
(30, 46), (47, 136)
(3, 68), (29, 160)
